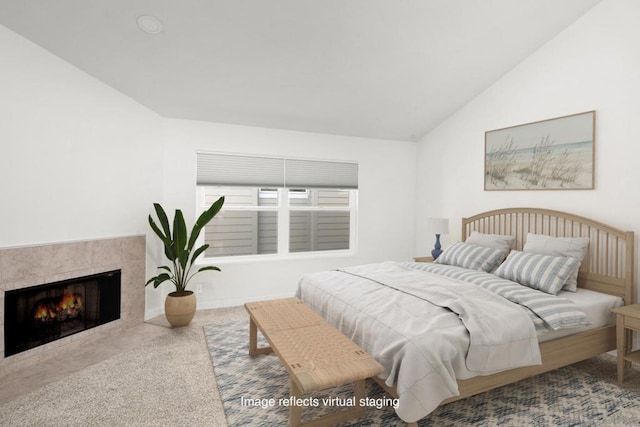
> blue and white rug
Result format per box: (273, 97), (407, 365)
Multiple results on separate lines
(204, 321), (640, 426)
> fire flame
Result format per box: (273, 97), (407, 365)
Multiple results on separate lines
(58, 293), (82, 310)
(33, 304), (56, 320)
(32, 292), (83, 322)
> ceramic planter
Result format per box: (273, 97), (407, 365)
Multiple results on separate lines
(164, 291), (196, 327)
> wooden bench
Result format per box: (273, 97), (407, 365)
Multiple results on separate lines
(244, 297), (384, 427)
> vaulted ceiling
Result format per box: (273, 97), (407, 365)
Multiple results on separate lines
(0, 0), (601, 141)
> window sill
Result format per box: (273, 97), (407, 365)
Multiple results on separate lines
(196, 250), (356, 265)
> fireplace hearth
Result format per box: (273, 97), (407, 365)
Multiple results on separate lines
(4, 270), (121, 357)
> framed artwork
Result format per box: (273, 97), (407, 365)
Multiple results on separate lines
(484, 111), (595, 191)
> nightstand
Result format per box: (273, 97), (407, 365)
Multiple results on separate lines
(413, 256), (433, 263)
(611, 304), (640, 384)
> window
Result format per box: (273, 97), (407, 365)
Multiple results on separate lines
(196, 152), (358, 259)
(288, 188), (351, 253)
(200, 186), (278, 257)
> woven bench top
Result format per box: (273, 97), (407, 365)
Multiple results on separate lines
(245, 298), (325, 333)
(245, 298), (384, 393)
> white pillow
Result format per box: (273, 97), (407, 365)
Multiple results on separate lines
(523, 234), (589, 292)
(494, 250), (581, 295)
(434, 241), (507, 272)
(466, 232), (515, 252)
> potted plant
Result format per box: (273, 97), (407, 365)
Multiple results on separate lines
(146, 196), (224, 327)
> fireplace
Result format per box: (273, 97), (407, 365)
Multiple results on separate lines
(4, 270), (121, 357)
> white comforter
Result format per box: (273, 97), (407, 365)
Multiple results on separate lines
(296, 262), (541, 422)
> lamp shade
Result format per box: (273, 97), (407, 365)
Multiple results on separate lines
(427, 218), (449, 235)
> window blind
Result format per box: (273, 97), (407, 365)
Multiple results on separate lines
(285, 158), (358, 189)
(196, 152), (358, 189)
(196, 153), (285, 187)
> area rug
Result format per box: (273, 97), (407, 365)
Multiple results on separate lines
(204, 321), (640, 426)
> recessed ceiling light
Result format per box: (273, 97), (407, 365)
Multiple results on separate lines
(137, 15), (163, 34)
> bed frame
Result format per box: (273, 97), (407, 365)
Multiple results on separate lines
(376, 207), (634, 426)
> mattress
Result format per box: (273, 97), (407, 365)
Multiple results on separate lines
(538, 287), (623, 342)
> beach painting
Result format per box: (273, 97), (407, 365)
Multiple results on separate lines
(485, 111), (595, 190)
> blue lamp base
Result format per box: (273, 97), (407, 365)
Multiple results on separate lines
(431, 234), (443, 260)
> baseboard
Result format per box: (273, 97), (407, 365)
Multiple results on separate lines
(144, 292), (295, 319)
(144, 307), (163, 321)
(196, 292), (295, 310)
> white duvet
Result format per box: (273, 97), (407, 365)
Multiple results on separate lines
(296, 262), (541, 422)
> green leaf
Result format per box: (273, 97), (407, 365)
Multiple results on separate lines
(153, 203), (172, 239)
(146, 273), (172, 288)
(148, 215), (169, 245)
(188, 196), (224, 251)
(149, 204), (175, 261)
(164, 242), (177, 261)
(198, 266), (221, 273)
(178, 251), (189, 271)
(173, 209), (187, 264)
(190, 244), (210, 266)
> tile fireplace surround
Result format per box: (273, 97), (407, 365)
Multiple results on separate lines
(0, 235), (145, 376)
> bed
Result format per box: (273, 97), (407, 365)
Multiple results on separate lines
(296, 208), (634, 425)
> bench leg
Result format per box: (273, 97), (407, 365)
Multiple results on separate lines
(289, 379), (303, 427)
(248, 317), (273, 356)
(353, 379), (366, 419)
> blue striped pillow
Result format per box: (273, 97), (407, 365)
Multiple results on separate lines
(494, 250), (581, 295)
(434, 241), (506, 272)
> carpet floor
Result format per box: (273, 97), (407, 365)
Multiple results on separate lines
(206, 320), (640, 426)
(1, 305), (639, 427)
(0, 307), (247, 427)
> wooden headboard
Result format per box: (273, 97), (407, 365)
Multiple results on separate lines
(462, 208), (634, 304)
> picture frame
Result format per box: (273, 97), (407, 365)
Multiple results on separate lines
(484, 111), (595, 191)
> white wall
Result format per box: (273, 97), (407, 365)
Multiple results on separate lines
(0, 24), (163, 246)
(416, 0), (640, 297)
(0, 25), (164, 310)
(155, 118), (417, 314)
(0, 23), (417, 320)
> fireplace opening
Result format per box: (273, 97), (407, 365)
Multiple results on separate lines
(4, 270), (121, 357)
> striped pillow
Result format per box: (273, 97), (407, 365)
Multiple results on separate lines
(523, 233), (589, 292)
(494, 250), (581, 295)
(405, 262), (591, 331)
(434, 241), (506, 272)
(465, 231), (515, 252)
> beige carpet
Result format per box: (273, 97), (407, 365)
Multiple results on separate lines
(1, 306), (639, 426)
(0, 307), (247, 427)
